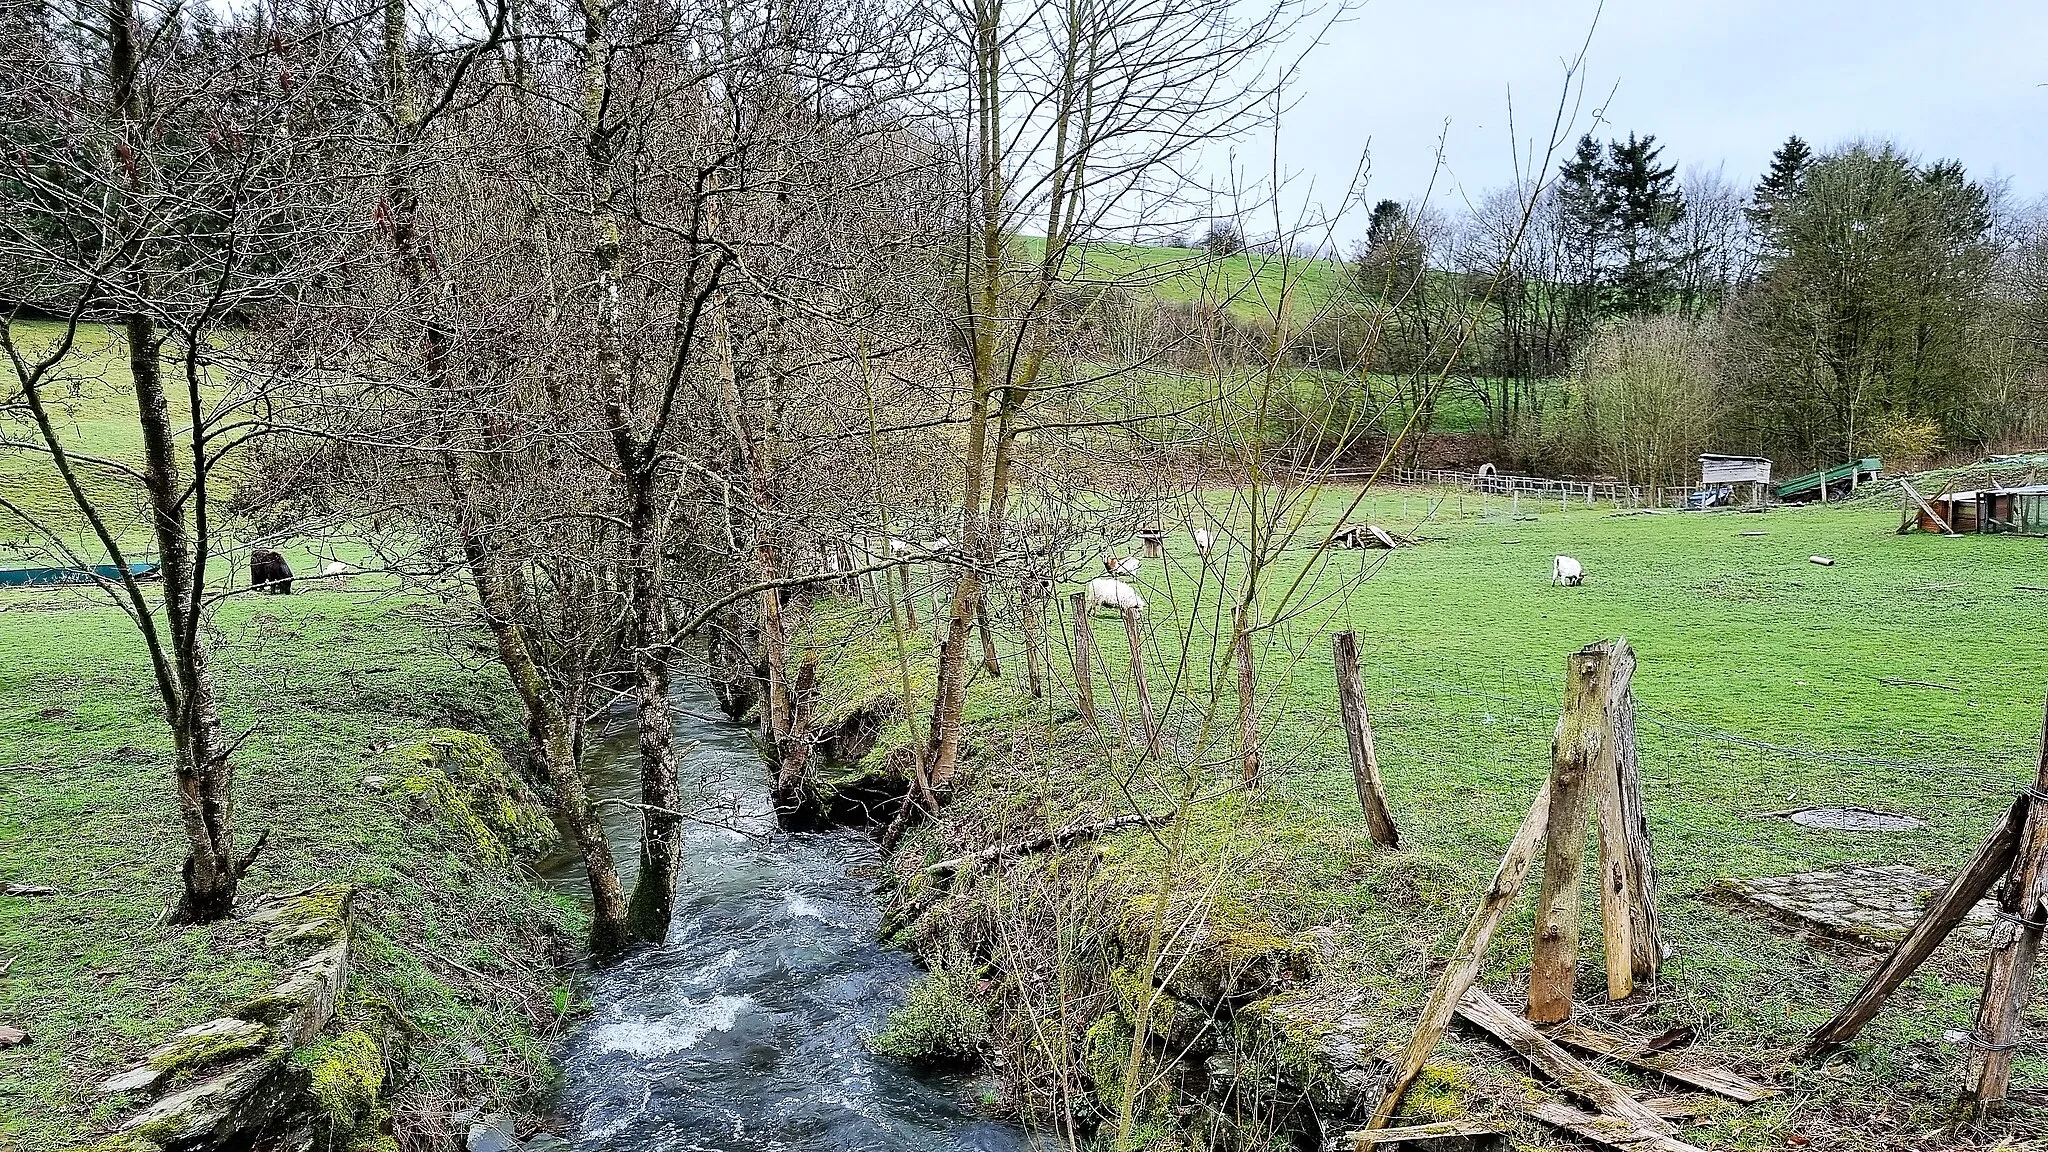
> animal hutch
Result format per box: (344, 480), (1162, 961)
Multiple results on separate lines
(1695, 454), (1773, 508)
(1903, 484), (2048, 536)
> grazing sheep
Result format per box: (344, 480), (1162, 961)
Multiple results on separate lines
(1192, 528), (1215, 556)
(1083, 576), (1146, 616)
(1103, 555), (1141, 577)
(1551, 555), (1584, 587)
(888, 537), (912, 556)
(319, 561), (356, 589)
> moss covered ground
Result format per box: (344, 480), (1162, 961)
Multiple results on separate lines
(813, 490), (2048, 1149)
(0, 585), (582, 1150)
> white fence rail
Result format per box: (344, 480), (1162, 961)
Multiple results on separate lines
(1322, 466), (1764, 512)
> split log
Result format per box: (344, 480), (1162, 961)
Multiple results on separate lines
(1458, 987), (1673, 1133)
(1544, 1021), (1777, 1102)
(924, 812), (1168, 879)
(1333, 631), (1399, 847)
(1532, 645), (1606, 1022)
(1965, 700), (2048, 1106)
(1803, 793), (2027, 1057)
(1367, 783), (1551, 1129)
(1601, 640), (1661, 983)
(1525, 1099), (1705, 1152)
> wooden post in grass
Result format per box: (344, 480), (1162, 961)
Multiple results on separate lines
(1124, 605), (1161, 756)
(1021, 588), (1043, 699)
(1369, 781), (1552, 1129)
(1529, 644), (1606, 1023)
(1587, 639), (1659, 993)
(1966, 699), (2048, 1107)
(1069, 592), (1095, 727)
(899, 562), (918, 629)
(1332, 631), (1398, 847)
(1607, 650), (1662, 983)
(1234, 604), (1259, 785)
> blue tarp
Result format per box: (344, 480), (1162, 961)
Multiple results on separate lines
(0, 563), (161, 588)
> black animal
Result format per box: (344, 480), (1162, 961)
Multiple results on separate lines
(250, 549), (293, 594)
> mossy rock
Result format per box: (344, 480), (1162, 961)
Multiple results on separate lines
(1399, 1063), (1472, 1123)
(145, 1017), (272, 1078)
(386, 730), (554, 866)
(299, 1029), (384, 1127)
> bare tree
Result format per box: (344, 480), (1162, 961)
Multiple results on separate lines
(1, 0), (358, 921)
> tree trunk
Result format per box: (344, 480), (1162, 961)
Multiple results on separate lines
(478, 557), (630, 958)
(1233, 605), (1260, 785)
(108, 0), (242, 920)
(621, 477), (682, 943)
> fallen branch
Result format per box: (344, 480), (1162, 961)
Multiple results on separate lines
(925, 811), (1168, 878)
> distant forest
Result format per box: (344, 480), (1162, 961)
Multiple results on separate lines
(1272, 134), (2048, 485)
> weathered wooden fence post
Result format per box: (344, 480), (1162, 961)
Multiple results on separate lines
(1966, 700), (2048, 1107)
(1020, 588), (1043, 698)
(1332, 630), (1398, 847)
(1528, 643), (1605, 1023)
(1069, 592), (1095, 727)
(1125, 605), (1161, 756)
(1234, 604), (1259, 785)
(1603, 643), (1662, 983)
(898, 562), (918, 629)
(1130, 602), (1163, 754)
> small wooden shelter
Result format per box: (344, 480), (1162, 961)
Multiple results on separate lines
(1904, 484), (2048, 536)
(1699, 454), (1772, 507)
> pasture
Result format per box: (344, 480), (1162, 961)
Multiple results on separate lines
(821, 487), (2048, 1141)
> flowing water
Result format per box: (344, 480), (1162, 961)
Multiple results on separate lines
(547, 684), (1027, 1152)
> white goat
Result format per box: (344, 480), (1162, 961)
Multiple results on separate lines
(1083, 576), (1146, 616)
(1192, 528), (1215, 556)
(1103, 555), (1141, 577)
(1551, 555), (1584, 587)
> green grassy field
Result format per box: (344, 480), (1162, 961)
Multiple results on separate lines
(818, 490), (2048, 1147)
(1015, 238), (1349, 324)
(0, 587), (580, 1150)
(2, 319), (215, 553)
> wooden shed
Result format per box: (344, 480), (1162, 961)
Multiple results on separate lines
(1698, 453), (1773, 507)
(1904, 484), (2048, 536)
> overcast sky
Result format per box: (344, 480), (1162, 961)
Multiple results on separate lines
(1273, 0), (2048, 238)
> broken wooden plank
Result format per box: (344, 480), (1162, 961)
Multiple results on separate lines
(1803, 793), (2026, 1057)
(1367, 784), (1552, 1129)
(1640, 1095), (1725, 1121)
(1897, 478), (1954, 535)
(1344, 1118), (1508, 1148)
(1543, 1021), (1778, 1103)
(1458, 987), (1672, 1133)
(1526, 1099), (1706, 1152)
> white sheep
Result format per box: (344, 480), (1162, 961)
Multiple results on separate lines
(1103, 555), (1141, 577)
(1551, 555), (1584, 587)
(1083, 576), (1146, 616)
(319, 561), (356, 589)
(1192, 528), (1215, 556)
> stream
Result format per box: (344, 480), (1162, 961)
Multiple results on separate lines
(545, 683), (1028, 1152)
